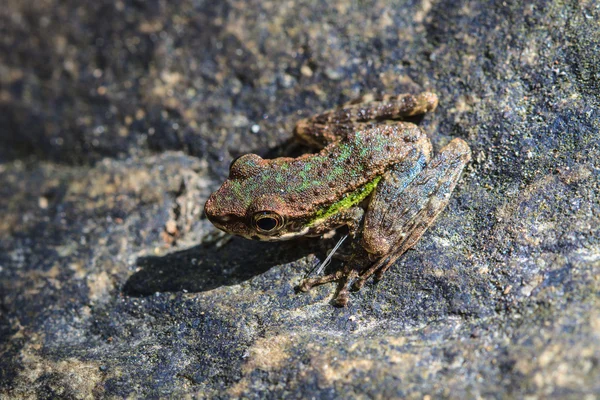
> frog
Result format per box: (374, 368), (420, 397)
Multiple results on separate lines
(204, 92), (471, 306)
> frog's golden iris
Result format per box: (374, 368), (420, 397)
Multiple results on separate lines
(252, 211), (284, 233)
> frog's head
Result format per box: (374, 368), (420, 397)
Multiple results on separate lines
(204, 154), (310, 241)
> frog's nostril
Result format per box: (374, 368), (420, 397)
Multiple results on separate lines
(207, 214), (233, 226)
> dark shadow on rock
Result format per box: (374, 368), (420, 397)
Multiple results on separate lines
(123, 236), (326, 296)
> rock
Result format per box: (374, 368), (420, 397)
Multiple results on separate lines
(1, 0), (599, 398)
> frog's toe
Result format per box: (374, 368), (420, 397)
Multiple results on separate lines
(298, 271), (341, 292)
(332, 271), (356, 306)
(351, 277), (367, 291)
(374, 268), (388, 281)
(297, 280), (313, 292)
(333, 291), (349, 307)
(298, 269), (359, 306)
(297, 277), (323, 292)
(351, 255), (388, 290)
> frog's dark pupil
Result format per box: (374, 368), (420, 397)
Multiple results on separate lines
(257, 217), (278, 231)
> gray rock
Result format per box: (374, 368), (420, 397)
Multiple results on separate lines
(1, 0), (599, 398)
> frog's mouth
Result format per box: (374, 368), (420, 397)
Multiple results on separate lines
(207, 214), (310, 242)
(233, 223), (310, 242)
(247, 227), (310, 242)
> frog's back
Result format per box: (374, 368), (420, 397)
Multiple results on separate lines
(265, 122), (432, 217)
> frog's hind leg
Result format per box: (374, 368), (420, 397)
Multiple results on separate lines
(295, 92), (438, 147)
(343, 92), (439, 117)
(354, 138), (471, 289)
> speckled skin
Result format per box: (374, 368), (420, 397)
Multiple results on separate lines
(205, 92), (471, 305)
(205, 92), (438, 240)
(205, 122), (428, 238)
(3, 0), (600, 397)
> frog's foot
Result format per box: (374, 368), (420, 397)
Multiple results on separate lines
(352, 233), (417, 291)
(298, 268), (358, 307)
(352, 215), (447, 291)
(352, 256), (387, 290)
(298, 270), (341, 292)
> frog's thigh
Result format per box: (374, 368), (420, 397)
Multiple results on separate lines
(343, 92), (438, 118)
(360, 147), (428, 254)
(362, 138), (471, 257)
(294, 92), (438, 147)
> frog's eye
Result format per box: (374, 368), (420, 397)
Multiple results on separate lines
(252, 212), (284, 234)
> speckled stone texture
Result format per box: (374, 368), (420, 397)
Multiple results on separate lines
(1, 0), (599, 398)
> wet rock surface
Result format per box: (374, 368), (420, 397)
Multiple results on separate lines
(1, 0), (599, 398)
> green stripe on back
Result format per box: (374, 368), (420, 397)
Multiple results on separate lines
(307, 175), (382, 226)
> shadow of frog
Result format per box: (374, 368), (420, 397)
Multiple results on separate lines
(123, 236), (328, 296)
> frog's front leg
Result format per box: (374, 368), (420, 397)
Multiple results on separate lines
(355, 138), (471, 289)
(298, 206), (365, 306)
(298, 267), (355, 306)
(298, 254), (364, 307)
